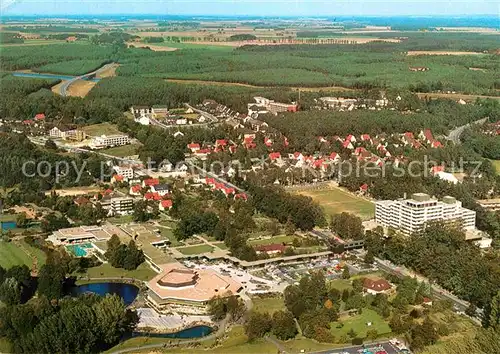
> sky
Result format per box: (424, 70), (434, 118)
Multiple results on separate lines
(1, 0), (499, 16)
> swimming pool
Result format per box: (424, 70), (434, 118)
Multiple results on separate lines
(66, 243), (93, 257)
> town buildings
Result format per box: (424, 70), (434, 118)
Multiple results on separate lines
(375, 193), (476, 234)
(110, 197), (134, 215)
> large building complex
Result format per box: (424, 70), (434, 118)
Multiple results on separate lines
(146, 263), (242, 315)
(375, 193), (476, 234)
(90, 134), (130, 149)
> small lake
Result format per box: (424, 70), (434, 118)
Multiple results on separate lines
(133, 325), (213, 339)
(12, 72), (100, 82)
(0, 221), (16, 231)
(71, 282), (139, 306)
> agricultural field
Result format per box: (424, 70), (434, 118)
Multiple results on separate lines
(34, 59), (107, 76)
(296, 186), (375, 220)
(81, 122), (122, 136)
(66, 79), (97, 97)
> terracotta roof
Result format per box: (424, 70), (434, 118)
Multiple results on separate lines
(363, 278), (391, 292)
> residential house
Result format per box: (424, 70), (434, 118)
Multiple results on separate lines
(363, 278), (392, 295)
(159, 199), (173, 211)
(151, 183), (171, 196)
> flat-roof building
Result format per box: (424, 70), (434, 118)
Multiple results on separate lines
(375, 193), (476, 235)
(146, 263), (242, 315)
(90, 134), (130, 149)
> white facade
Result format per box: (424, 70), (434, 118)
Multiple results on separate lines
(375, 193), (476, 235)
(90, 134), (130, 149)
(113, 166), (134, 179)
(110, 197), (134, 215)
(49, 127), (65, 138)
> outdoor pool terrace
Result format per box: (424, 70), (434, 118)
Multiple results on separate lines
(66, 243), (93, 257)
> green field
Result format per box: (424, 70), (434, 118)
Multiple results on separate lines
(78, 263), (157, 281)
(0, 241), (35, 269)
(81, 123), (123, 137)
(248, 235), (298, 246)
(296, 186), (375, 220)
(251, 296), (285, 314)
(176, 244), (214, 255)
(330, 309), (391, 339)
(328, 279), (353, 291)
(101, 144), (140, 157)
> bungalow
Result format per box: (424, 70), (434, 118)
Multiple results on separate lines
(244, 136), (256, 149)
(264, 137), (273, 147)
(360, 134), (372, 143)
(359, 184), (369, 193)
(363, 278), (392, 295)
(234, 193), (248, 201)
(342, 139), (354, 150)
(329, 152), (340, 162)
(159, 199), (173, 211)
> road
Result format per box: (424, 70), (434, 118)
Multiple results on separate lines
(310, 229), (480, 324)
(59, 62), (115, 97)
(311, 341), (401, 354)
(446, 117), (488, 144)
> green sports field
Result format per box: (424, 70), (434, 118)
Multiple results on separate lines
(296, 186), (375, 220)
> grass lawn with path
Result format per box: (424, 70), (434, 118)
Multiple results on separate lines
(251, 296), (285, 314)
(328, 278), (353, 291)
(176, 244), (214, 255)
(0, 241), (36, 269)
(296, 185), (375, 220)
(81, 122), (122, 137)
(330, 308), (391, 339)
(78, 263), (157, 281)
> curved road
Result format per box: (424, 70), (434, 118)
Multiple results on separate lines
(59, 63), (115, 97)
(447, 117), (488, 144)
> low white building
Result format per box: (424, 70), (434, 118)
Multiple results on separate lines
(90, 134), (130, 149)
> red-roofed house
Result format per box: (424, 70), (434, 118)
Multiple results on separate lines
(34, 113), (46, 121)
(359, 183), (369, 193)
(254, 244), (287, 255)
(264, 137), (273, 147)
(360, 134), (372, 143)
(23, 120), (33, 125)
(363, 278), (392, 295)
(431, 140), (443, 148)
(222, 187), (235, 196)
(205, 177), (216, 185)
(234, 193), (248, 201)
(159, 199), (173, 211)
(142, 178), (160, 188)
(215, 139), (228, 147)
(431, 166), (445, 174)
(354, 147), (367, 156)
(111, 174), (125, 184)
(187, 143), (200, 152)
(144, 192), (162, 201)
(269, 152), (281, 161)
(342, 139), (354, 149)
(329, 152), (340, 162)
(66, 36), (77, 42)
(420, 129), (434, 143)
(129, 184), (142, 196)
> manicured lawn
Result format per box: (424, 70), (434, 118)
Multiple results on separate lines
(280, 337), (345, 353)
(296, 186), (375, 220)
(101, 144), (140, 157)
(176, 244), (214, 255)
(328, 279), (353, 291)
(252, 296), (285, 314)
(491, 160), (500, 175)
(81, 123), (122, 137)
(0, 241), (33, 269)
(247, 235), (298, 246)
(107, 215), (134, 224)
(155, 226), (183, 247)
(20, 240), (47, 267)
(330, 309), (391, 339)
(79, 263), (157, 281)
(213, 242), (228, 250)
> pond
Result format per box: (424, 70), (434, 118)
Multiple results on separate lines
(0, 221), (16, 231)
(71, 282), (139, 306)
(133, 325), (213, 339)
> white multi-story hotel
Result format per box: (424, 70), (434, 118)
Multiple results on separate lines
(375, 193), (476, 235)
(110, 197), (134, 215)
(90, 134), (130, 149)
(113, 166), (134, 180)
